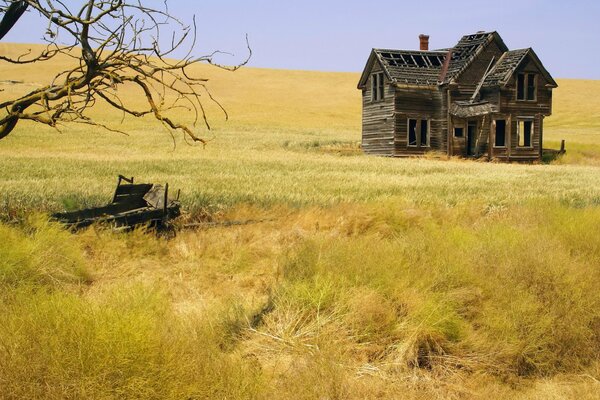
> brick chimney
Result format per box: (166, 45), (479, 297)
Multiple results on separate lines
(419, 34), (429, 51)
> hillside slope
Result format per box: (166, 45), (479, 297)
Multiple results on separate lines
(1, 43), (598, 133)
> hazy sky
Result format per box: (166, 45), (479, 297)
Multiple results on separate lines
(3, 0), (599, 79)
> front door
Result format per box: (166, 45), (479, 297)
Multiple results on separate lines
(467, 121), (477, 156)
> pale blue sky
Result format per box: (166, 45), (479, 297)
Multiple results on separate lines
(3, 0), (600, 79)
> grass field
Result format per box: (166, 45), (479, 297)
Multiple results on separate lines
(1, 43), (600, 399)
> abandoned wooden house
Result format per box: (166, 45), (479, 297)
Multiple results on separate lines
(358, 31), (557, 162)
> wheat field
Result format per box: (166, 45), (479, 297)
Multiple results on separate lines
(1, 43), (600, 399)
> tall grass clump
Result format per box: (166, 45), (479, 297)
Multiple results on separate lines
(0, 284), (263, 399)
(0, 218), (264, 399)
(0, 216), (90, 288)
(251, 201), (600, 390)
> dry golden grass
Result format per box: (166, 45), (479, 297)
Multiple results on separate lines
(1, 44), (599, 216)
(1, 43), (600, 399)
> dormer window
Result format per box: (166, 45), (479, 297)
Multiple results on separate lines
(517, 73), (536, 101)
(371, 72), (384, 102)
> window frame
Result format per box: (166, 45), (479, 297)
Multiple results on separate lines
(526, 73), (537, 101)
(371, 72), (385, 102)
(493, 119), (507, 148)
(517, 117), (535, 148)
(420, 119), (430, 147)
(407, 118), (430, 148)
(453, 126), (464, 138)
(407, 118), (418, 147)
(516, 72), (537, 102)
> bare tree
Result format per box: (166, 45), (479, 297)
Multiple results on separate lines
(0, 0), (250, 143)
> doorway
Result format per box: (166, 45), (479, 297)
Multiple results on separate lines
(467, 121), (477, 156)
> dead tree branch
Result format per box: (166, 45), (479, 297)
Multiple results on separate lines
(0, 0), (251, 143)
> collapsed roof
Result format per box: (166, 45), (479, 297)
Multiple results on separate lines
(441, 32), (507, 84)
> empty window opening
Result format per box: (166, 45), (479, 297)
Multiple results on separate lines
(408, 119), (417, 146)
(517, 74), (525, 100)
(420, 120), (429, 146)
(517, 73), (536, 100)
(371, 72), (385, 102)
(408, 119), (429, 147)
(454, 127), (464, 137)
(527, 74), (536, 100)
(518, 119), (534, 147)
(494, 120), (506, 147)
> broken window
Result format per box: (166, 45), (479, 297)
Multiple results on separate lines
(454, 127), (464, 137)
(408, 119), (417, 146)
(517, 119), (534, 147)
(494, 120), (506, 147)
(517, 73), (536, 101)
(371, 72), (384, 102)
(420, 120), (429, 146)
(408, 119), (429, 147)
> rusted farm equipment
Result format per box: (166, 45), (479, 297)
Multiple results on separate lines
(52, 175), (181, 231)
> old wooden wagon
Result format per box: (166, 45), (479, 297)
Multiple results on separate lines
(52, 175), (181, 231)
(358, 31), (557, 162)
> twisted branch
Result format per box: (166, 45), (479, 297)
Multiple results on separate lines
(0, 0), (251, 142)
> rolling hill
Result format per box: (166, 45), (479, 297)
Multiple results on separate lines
(1, 43), (600, 399)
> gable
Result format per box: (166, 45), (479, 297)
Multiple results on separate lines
(483, 48), (557, 88)
(358, 50), (390, 89)
(513, 50), (557, 88)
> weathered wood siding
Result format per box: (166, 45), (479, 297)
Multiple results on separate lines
(497, 55), (554, 161)
(449, 115), (492, 157)
(361, 62), (395, 156)
(394, 87), (445, 156)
